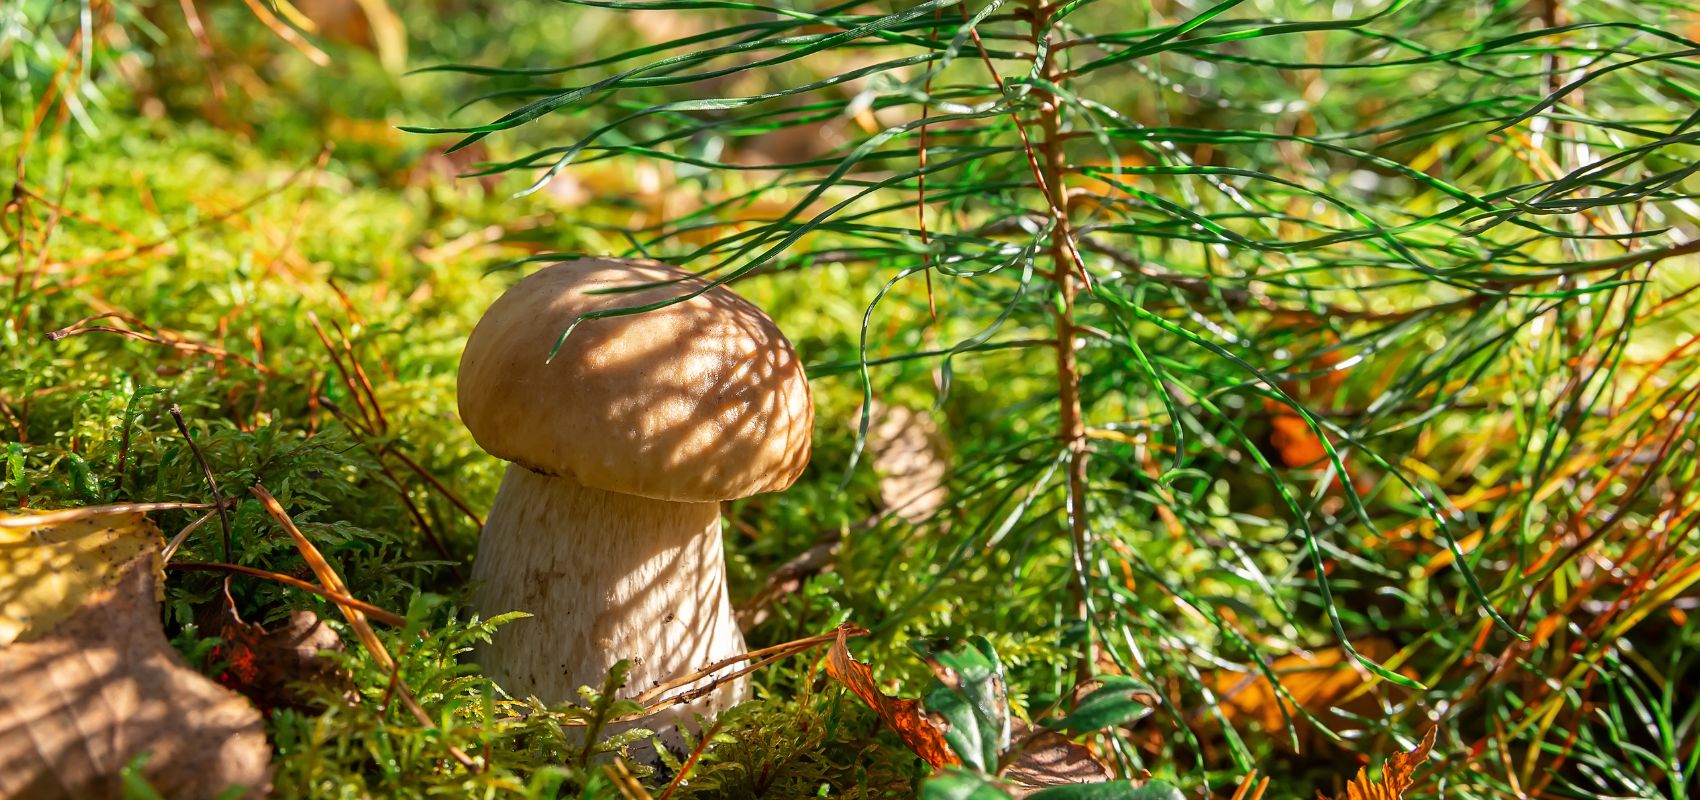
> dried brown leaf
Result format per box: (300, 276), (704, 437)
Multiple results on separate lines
(1001, 726), (1113, 797)
(0, 545), (271, 798)
(1324, 727), (1438, 800)
(208, 604), (349, 712)
(824, 628), (959, 769)
(1211, 638), (1412, 743)
(863, 402), (949, 524)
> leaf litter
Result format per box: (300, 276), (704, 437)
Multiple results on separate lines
(0, 507), (272, 798)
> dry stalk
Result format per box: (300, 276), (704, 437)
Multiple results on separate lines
(161, 508), (218, 562)
(498, 624), (867, 729)
(47, 320), (273, 374)
(250, 484), (481, 772)
(603, 759), (655, 799)
(47, 150), (325, 275)
(625, 624), (868, 714)
(657, 718), (724, 800)
(167, 562), (407, 627)
(1229, 769), (1270, 800)
(169, 404), (233, 561)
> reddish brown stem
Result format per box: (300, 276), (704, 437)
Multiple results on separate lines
(169, 561), (407, 627)
(1025, 0), (1095, 687)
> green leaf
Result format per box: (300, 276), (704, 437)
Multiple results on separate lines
(119, 753), (166, 800)
(921, 769), (1015, 800)
(66, 453), (99, 502)
(1044, 676), (1155, 734)
(5, 442), (27, 499)
(917, 636), (1010, 772)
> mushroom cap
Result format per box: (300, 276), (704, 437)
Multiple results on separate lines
(458, 259), (813, 503)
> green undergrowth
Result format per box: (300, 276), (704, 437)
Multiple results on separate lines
(7, 1), (1700, 798)
(0, 109), (945, 796)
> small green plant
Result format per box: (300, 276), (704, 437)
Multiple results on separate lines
(423, 0), (1700, 792)
(912, 636), (1179, 799)
(5, 0), (1699, 795)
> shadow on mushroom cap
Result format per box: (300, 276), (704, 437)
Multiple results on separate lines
(457, 259), (814, 504)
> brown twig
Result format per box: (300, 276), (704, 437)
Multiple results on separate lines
(48, 150), (323, 275)
(259, 144), (334, 279)
(19, 176), (68, 332)
(306, 312), (378, 431)
(960, 2), (1091, 289)
(657, 718), (724, 800)
(252, 485), (391, 666)
(302, 308), (468, 568)
(167, 562), (407, 627)
(603, 759), (655, 800)
(46, 321), (272, 373)
(0, 395), (24, 443)
(176, 0), (228, 104)
(372, 456), (461, 576)
(313, 393), (460, 570)
(626, 624), (866, 714)
(236, 0), (331, 65)
(389, 448), (485, 529)
(326, 315), (389, 434)
(736, 531), (843, 629)
(46, 308), (468, 570)
(170, 405), (234, 562)
(495, 627), (865, 730)
(1229, 769), (1270, 800)
(379, 638), (413, 718)
(249, 485), (480, 772)
(1021, 0), (1095, 687)
(162, 509), (219, 562)
(735, 514), (885, 629)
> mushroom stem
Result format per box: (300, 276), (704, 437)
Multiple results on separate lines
(472, 464), (747, 734)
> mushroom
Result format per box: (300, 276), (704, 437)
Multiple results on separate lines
(457, 258), (812, 737)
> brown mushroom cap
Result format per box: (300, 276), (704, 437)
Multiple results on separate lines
(458, 258), (813, 503)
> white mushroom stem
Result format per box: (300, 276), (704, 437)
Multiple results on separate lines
(471, 464), (747, 735)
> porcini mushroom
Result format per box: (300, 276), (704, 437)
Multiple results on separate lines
(458, 258), (812, 736)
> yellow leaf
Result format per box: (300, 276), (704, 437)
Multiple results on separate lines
(1, 507), (165, 645)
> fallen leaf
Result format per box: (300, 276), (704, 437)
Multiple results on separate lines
(864, 402), (950, 524)
(1001, 727), (1112, 797)
(1210, 638), (1412, 744)
(0, 509), (271, 799)
(1262, 340), (1345, 468)
(825, 628), (960, 769)
(1323, 727), (1437, 800)
(1, 508), (163, 645)
(206, 603), (349, 712)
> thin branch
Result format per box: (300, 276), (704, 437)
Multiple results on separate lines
(167, 562), (407, 627)
(169, 405), (233, 562)
(250, 484), (480, 772)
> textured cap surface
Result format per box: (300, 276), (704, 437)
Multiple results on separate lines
(458, 259), (813, 502)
